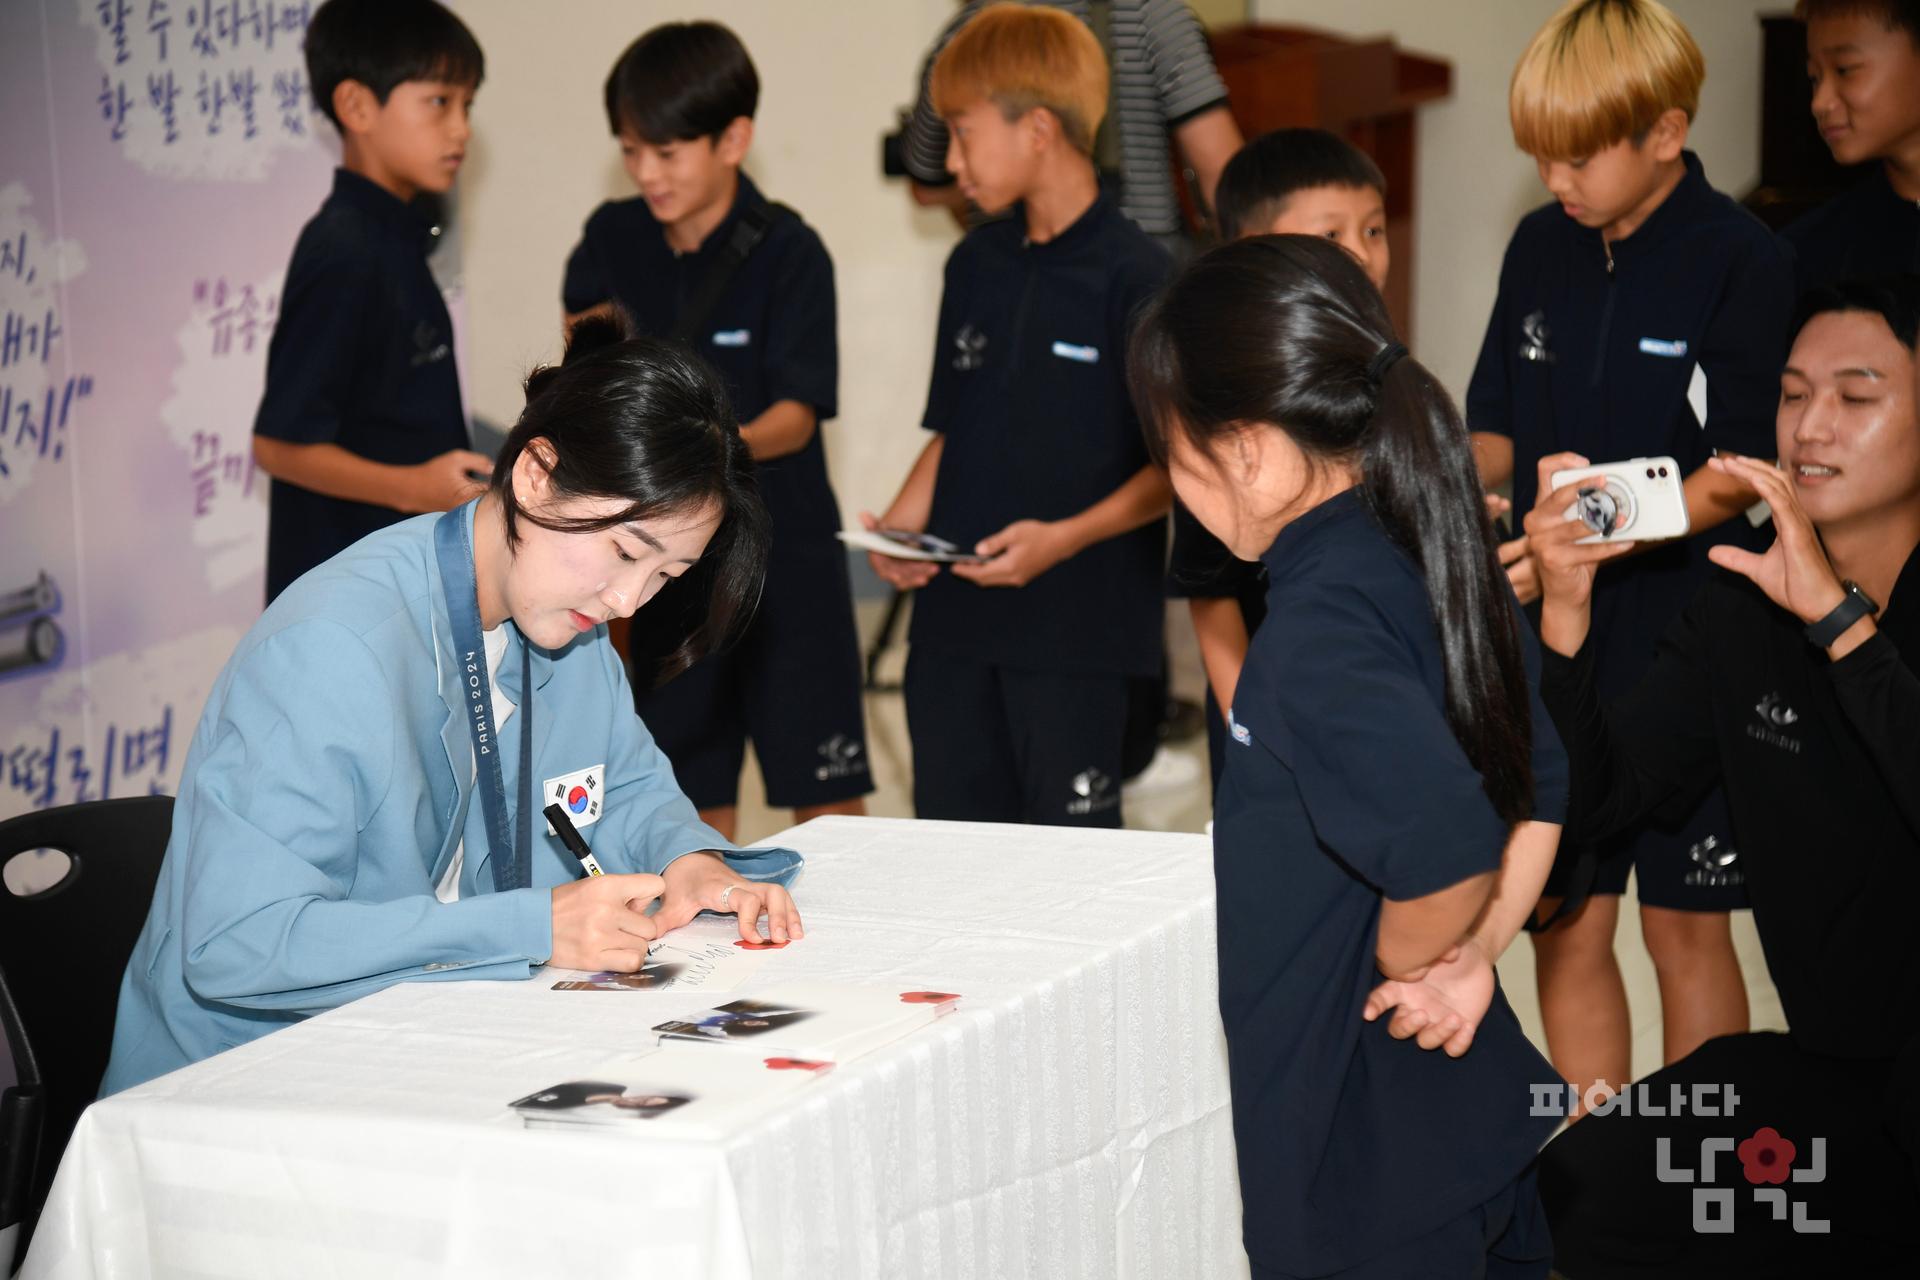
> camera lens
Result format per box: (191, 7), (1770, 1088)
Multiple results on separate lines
(1658, 466), (1669, 478)
(1646, 467), (1656, 479)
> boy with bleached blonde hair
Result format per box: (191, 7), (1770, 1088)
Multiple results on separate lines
(1465, 0), (1794, 1128)
(864, 3), (1173, 829)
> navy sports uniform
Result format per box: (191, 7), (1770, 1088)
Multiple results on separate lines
(563, 175), (870, 810)
(254, 169), (469, 604)
(908, 195), (1169, 826)
(1218, 489), (1568, 1278)
(1466, 151), (1792, 910)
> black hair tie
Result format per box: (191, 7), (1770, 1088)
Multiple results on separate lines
(1365, 341), (1408, 386)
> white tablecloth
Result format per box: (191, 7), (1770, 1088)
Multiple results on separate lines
(24, 816), (1245, 1279)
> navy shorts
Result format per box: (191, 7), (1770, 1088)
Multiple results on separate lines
(904, 648), (1128, 828)
(633, 544), (871, 811)
(1544, 781), (1749, 912)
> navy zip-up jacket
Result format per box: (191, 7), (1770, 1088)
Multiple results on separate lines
(1467, 151), (1794, 696)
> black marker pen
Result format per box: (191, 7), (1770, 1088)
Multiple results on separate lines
(544, 803), (606, 877)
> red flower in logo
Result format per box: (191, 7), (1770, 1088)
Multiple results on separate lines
(1737, 1126), (1796, 1185)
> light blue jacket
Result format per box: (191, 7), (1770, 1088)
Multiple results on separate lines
(103, 504), (801, 1094)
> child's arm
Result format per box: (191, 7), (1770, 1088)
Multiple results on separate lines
(1472, 432), (1515, 491)
(1190, 598), (1250, 722)
(1374, 871), (1497, 982)
(739, 399), (816, 463)
(1465, 819), (1561, 959)
(861, 434), (946, 591)
(951, 464), (1171, 589)
(1365, 821), (1561, 1057)
(1171, 106), (1242, 220)
(252, 437), (490, 514)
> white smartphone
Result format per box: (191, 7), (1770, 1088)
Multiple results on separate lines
(1548, 456), (1691, 545)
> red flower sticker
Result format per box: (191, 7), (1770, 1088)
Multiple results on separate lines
(899, 991), (960, 1004)
(764, 1057), (832, 1072)
(1738, 1126), (1796, 1185)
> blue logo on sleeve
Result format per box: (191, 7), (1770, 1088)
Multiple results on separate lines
(1228, 709), (1252, 746)
(1638, 337), (1688, 358)
(712, 329), (751, 347)
(1050, 340), (1100, 364)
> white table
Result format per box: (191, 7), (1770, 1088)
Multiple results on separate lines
(24, 817), (1245, 1279)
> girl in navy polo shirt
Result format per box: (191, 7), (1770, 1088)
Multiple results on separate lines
(1130, 236), (1570, 1279)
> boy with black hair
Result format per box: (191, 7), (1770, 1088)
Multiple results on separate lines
(252, 0), (490, 604)
(562, 21), (869, 842)
(1171, 127), (1391, 788)
(1469, 0), (1794, 1118)
(867, 4), (1171, 828)
(1787, 0), (1920, 293)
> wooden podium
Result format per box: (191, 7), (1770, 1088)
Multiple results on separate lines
(1201, 25), (1453, 342)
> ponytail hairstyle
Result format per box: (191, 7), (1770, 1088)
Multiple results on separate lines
(1130, 235), (1534, 824)
(490, 314), (770, 682)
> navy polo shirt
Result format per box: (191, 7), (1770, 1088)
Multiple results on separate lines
(911, 196), (1171, 678)
(1783, 167), (1920, 296)
(561, 175), (841, 546)
(1466, 152), (1792, 698)
(254, 168), (469, 603)
(1214, 488), (1567, 1274)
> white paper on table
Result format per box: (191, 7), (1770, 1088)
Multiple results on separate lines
(546, 913), (777, 993)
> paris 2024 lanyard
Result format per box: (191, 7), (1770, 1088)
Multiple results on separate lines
(434, 505), (531, 893)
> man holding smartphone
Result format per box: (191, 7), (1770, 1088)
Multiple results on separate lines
(1524, 275), (1920, 1276)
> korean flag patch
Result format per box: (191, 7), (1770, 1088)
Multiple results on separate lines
(543, 763), (606, 832)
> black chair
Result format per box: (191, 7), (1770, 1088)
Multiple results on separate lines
(0, 796), (174, 1272)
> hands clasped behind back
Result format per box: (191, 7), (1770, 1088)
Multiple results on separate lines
(550, 872), (665, 972)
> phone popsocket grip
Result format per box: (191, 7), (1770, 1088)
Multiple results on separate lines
(1571, 481), (1634, 538)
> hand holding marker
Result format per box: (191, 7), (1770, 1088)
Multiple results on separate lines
(546, 802), (658, 956)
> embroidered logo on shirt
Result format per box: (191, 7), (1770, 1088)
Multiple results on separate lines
(1519, 310), (1556, 364)
(712, 329), (751, 347)
(1066, 766), (1118, 816)
(1228, 709), (1252, 746)
(952, 323), (988, 371)
(1746, 693), (1802, 755)
(410, 320), (451, 367)
(1051, 340), (1100, 364)
(1639, 336), (1689, 358)
(812, 733), (869, 782)
(542, 763), (607, 831)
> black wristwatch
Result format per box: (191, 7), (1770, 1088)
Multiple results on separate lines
(1805, 579), (1880, 649)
